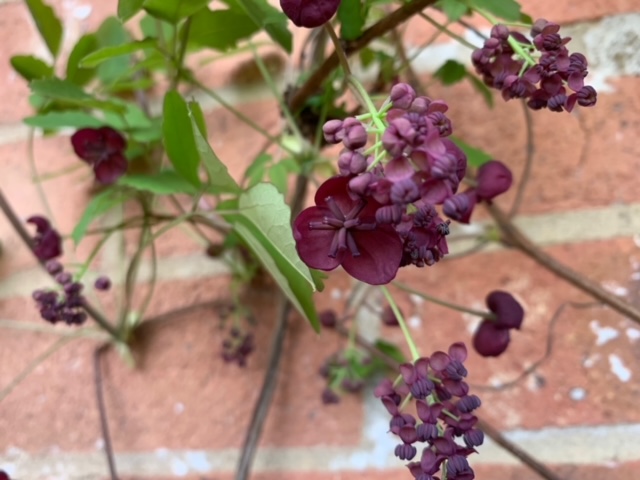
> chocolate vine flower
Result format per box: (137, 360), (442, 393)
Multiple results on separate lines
(293, 176), (403, 285)
(71, 127), (128, 184)
(27, 215), (62, 261)
(473, 291), (525, 357)
(280, 0), (341, 28)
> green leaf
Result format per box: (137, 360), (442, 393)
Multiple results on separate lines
(434, 59), (467, 86)
(189, 9), (259, 51)
(25, 0), (63, 58)
(451, 137), (492, 167)
(338, 0), (366, 41)
(162, 91), (201, 187)
(102, 101), (153, 131)
(142, 0), (211, 23)
(24, 111), (103, 129)
(374, 339), (407, 364)
(187, 104), (239, 193)
(66, 34), (99, 86)
(79, 39), (157, 68)
(467, 74), (494, 108)
(231, 184), (319, 331)
(187, 101), (207, 138)
(244, 153), (270, 188)
(223, 0), (292, 52)
(468, 0), (521, 21)
(72, 189), (130, 245)
(10, 55), (53, 81)
(118, 171), (199, 194)
(437, 0), (469, 21)
(118, 0), (146, 21)
(268, 162), (288, 195)
(29, 78), (126, 113)
(95, 17), (132, 84)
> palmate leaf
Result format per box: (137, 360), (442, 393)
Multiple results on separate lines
(229, 184), (319, 331)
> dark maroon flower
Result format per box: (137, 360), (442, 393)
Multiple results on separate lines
(319, 309), (338, 328)
(27, 215), (62, 261)
(321, 387), (340, 404)
(486, 291), (524, 329)
(475, 160), (512, 201)
(71, 127), (128, 184)
(94, 276), (112, 291)
(293, 176), (403, 285)
(381, 305), (400, 326)
(0, 470), (10, 480)
(280, 0), (341, 28)
(473, 319), (511, 357)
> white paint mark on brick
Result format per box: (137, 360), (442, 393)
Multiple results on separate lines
(185, 452), (211, 473)
(174, 402), (185, 414)
(626, 328), (640, 341)
(408, 314), (422, 328)
(569, 387), (587, 401)
(608, 354), (632, 382)
(94, 439), (104, 450)
(170, 457), (189, 476)
(583, 353), (600, 368)
(330, 288), (342, 300)
(601, 281), (628, 297)
(72, 5), (92, 19)
(409, 293), (424, 306)
(590, 320), (619, 346)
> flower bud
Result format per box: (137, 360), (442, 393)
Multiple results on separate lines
(486, 290), (524, 329)
(475, 160), (513, 201)
(389, 83), (416, 110)
(473, 319), (511, 357)
(280, 0), (341, 28)
(337, 149), (368, 176)
(322, 119), (344, 144)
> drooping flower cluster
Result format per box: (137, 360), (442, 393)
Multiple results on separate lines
(27, 215), (62, 261)
(221, 327), (255, 367)
(375, 343), (483, 479)
(71, 126), (128, 184)
(294, 83), (514, 285)
(32, 260), (88, 325)
(472, 20), (597, 112)
(473, 291), (524, 357)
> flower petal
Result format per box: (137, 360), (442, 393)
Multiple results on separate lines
(293, 206), (341, 271)
(93, 153), (128, 184)
(340, 225), (402, 285)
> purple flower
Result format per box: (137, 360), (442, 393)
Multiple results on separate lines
(71, 127), (128, 184)
(473, 291), (524, 357)
(293, 176), (403, 285)
(279, 0), (341, 28)
(27, 216), (62, 261)
(94, 276), (112, 291)
(475, 161), (512, 201)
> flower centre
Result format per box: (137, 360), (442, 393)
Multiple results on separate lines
(308, 196), (376, 258)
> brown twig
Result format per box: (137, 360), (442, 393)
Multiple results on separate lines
(488, 203), (640, 325)
(508, 100), (535, 217)
(94, 343), (118, 480)
(235, 172), (309, 480)
(287, 0), (438, 113)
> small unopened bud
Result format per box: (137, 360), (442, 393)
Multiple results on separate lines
(475, 160), (513, 201)
(389, 83), (416, 110)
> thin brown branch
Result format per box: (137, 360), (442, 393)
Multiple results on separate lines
(509, 100), (535, 217)
(488, 203), (640, 325)
(94, 344), (118, 480)
(287, 0), (438, 113)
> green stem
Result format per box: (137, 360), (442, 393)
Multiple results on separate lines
(393, 282), (495, 319)
(380, 286), (420, 361)
(419, 13), (478, 50)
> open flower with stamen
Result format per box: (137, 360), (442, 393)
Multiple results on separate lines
(293, 176), (403, 285)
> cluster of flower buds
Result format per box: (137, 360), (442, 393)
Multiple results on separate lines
(221, 327), (255, 367)
(294, 83), (513, 285)
(473, 291), (524, 357)
(375, 343), (483, 479)
(27, 215), (62, 262)
(71, 126), (128, 184)
(32, 260), (88, 325)
(318, 350), (367, 404)
(472, 20), (597, 112)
